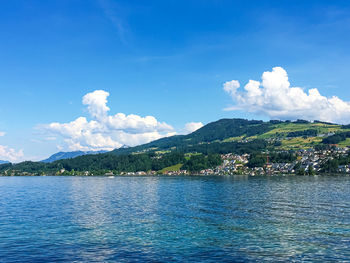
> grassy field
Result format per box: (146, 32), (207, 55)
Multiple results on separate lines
(160, 163), (183, 173)
(184, 153), (202, 160)
(279, 136), (323, 150)
(155, 150), (171, 154)
(222, 136), (245, 142)
(338, 138), (350, 147)
(258, 122), (343, 139)
(216, 122), (350, 150)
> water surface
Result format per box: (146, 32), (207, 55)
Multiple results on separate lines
(0, 175), (350, 262)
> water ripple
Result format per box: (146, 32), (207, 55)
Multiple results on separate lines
(0, 175), (350, 262)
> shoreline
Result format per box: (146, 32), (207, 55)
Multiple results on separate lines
(1, 173), (350, 177)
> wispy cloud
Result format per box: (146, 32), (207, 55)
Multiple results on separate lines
(98, 0), (129, 44)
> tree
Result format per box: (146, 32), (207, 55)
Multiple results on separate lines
(247, 154), (266, 168)
(297, 168), (306, 175)
(321, 159), (339, 173)
(308, 165), (315, 175)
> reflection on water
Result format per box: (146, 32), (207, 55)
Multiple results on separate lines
(0, 175), (350, 262)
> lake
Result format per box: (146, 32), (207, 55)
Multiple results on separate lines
(0, 175), (350, 262)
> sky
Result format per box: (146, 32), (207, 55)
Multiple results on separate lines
(1, 0), (350, 162)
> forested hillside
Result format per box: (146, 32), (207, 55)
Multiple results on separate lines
(1, 118), (350, 175)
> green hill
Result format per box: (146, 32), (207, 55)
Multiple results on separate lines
(110, 118), (348, 155)
(110, 119), (277, 155)
(2, 118), (350, 175)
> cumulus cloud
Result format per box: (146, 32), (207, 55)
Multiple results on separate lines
(0, 145), (24, 163)
(184, 122), (204, 134)
(82, 90), (110, 119)
(224, 67), (350, 124)
(0, 131), (5, 137)
(42, 90), (176, 151)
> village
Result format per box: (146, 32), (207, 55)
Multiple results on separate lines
(161, 147), (350, 176)
(2, 146), (350, 177)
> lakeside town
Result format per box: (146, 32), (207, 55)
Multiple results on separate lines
(156, 147), (349, 176)
(2, 146), (350, 177)
(201, 147), (350, 176)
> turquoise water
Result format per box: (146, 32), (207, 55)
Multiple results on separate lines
(0, 176), (350, 262)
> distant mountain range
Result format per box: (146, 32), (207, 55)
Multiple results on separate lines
(41, 150), (108, 163)
(0, 160), (10, 164)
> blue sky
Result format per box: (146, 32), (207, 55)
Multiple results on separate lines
(1, 0), (350, 161)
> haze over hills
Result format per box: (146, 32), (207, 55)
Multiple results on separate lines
(0, 160), (10, 164)
(41, 150), (108, 163)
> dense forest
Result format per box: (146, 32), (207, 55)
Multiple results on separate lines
(322, 132), (350, 144)
(0, 152), (222, 174)
(287, 129), (317, 138)
(247, 152), (297, 168)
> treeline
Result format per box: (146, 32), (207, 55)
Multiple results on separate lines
(0, 161), (55, 173)
(287, 129), (317, 138)
(320, 152), (350, 173)
(247, 152), (297, 168)
(56, 152), (186, 172)
(0, 152), (223, 174)
(322, 132), (350, 144)
(182, 154), (222, 172)
(177, 139), (268, 155)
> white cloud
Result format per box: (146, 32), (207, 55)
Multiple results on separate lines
(0, 145), (24, 163)
(42, 90), (176, 151)
(184, 122), (204, 134)
(0, 131), (5, 137)
(82, 90), (110, 120)
(224, 66), (350, 124)
(223, 80), (240, 95)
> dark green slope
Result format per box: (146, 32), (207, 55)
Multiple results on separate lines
(110, 118), (275, 155)
(187, 118), (272, 142)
